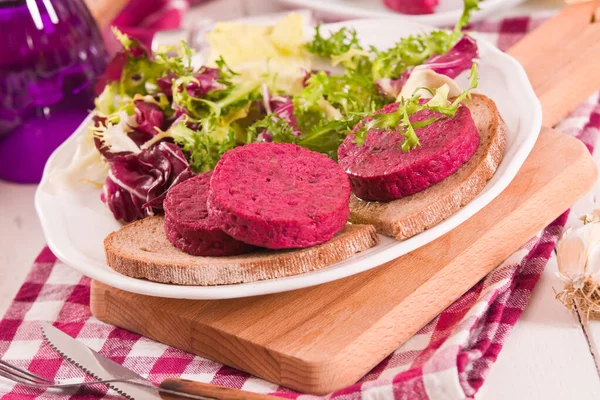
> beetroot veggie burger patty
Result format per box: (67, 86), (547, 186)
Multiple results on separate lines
(208, 143), (351, 249)
(163, 172), (255, 256)
(338, 103), (480, 202)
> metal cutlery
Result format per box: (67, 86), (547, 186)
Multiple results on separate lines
(0, 358), (135, 388)
(0, 324), (280, 400)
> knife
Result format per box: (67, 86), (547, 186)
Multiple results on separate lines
(41, 324), (280, 400)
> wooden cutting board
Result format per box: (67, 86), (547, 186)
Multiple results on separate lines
(506, 0), (600, 127)
(91, 127), (597, 394)
(90, 3), (600, 395)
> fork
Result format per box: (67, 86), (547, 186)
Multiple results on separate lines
(0, 359), (270, 399)
(0, 359), (129, 389)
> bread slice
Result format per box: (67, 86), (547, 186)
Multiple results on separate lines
(348, 93), (507, 240)
(104, 216), (379, 285)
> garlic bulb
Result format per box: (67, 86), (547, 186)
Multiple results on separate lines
(556, 211), (600, 322)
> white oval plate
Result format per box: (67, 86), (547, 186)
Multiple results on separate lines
(279, 0), (524, 27)
(35, 19), (541, 300)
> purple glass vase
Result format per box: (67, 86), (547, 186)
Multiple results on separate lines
(0, 0), (107, 183)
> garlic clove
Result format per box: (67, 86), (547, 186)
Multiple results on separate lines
(587, 241), (600, 281)
(556, 227), (588, 283)
(555, 217), (600, 321)
(586, 223), (600, 278)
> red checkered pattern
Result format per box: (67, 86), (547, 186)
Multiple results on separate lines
(2, 14), (600, 400)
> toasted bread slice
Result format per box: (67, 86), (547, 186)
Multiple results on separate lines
(104, 216), (379, 285)
(348, 93), (507, 240)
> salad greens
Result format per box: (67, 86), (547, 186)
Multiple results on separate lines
(94, 0), (480, 169)
(72, 0), (483, 222)
(94, 34), (265, 173)
(304, 0), (481, 81)
(455, 0), (483, 36)
(168, 119), (239, 173)
(306, 26), (363, 58)
(271, 0), (481, 154)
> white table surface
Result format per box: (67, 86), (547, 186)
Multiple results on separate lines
(2, 0), (600, 398)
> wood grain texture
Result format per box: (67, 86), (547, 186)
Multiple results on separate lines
(91, 129), (597, 394)
(507, 1), (600, 127)
(159, 378), (282, 400)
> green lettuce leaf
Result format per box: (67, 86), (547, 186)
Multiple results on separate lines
(306, 25), (362, 57)
(246, 114), (297, 144)
(354, 62), (479, 152)
(169, 119), (237, 172)
(306, 0), (482, 82)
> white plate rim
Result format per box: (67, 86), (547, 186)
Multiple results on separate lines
(35, 18), (542, 300)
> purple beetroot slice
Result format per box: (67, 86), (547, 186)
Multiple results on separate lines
(208, 142), (351, 249)
(337, 102), (480, 202)
(163, 171), (255, 256)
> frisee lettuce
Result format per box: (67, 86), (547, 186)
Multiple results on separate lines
(292, 0), (481, 155)
(172, 63), (261, 132)
(354, 62), (479, 152)
(167, 88), (259, 173)
(154, 41), (194, 78)
(294, 71), (385, 129)
(454, 0), (482, 37)
(306, 26), (362, 58)
(305, 0), (482, 81)
(247, 114), (297, 144)
(247, 110), (363, 160)
(90, 2), (483, 188)
(169, 118), (238, 172)
(110, 28), (168, 99)
(370, 30), (456, 81)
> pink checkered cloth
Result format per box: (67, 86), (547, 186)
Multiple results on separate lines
(2, 15), (600, 400)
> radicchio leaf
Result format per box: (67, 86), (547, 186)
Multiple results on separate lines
(92, 115), (113, 159)
(101, 142), (194, 222)
(417, 35), (478, 78)
(272, 96), (301, 137)
(93, 35), (151, 95)
(92, 115), (134, 160)
(376, 35), (478, 99)
(94, 52), (127, 95)
(156, 72), (177, 97)
(127, 130), (154, 148)
(257, 131), (273, 143)
(93, 113), (142, 160)
(184, 67), (225, 98)
(301, 69), (330, 87)
(256, 84), (301, 137)
(134, 100), (164, 136)
(269, 99), (302, 139)
(250, 94), (303, 144)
